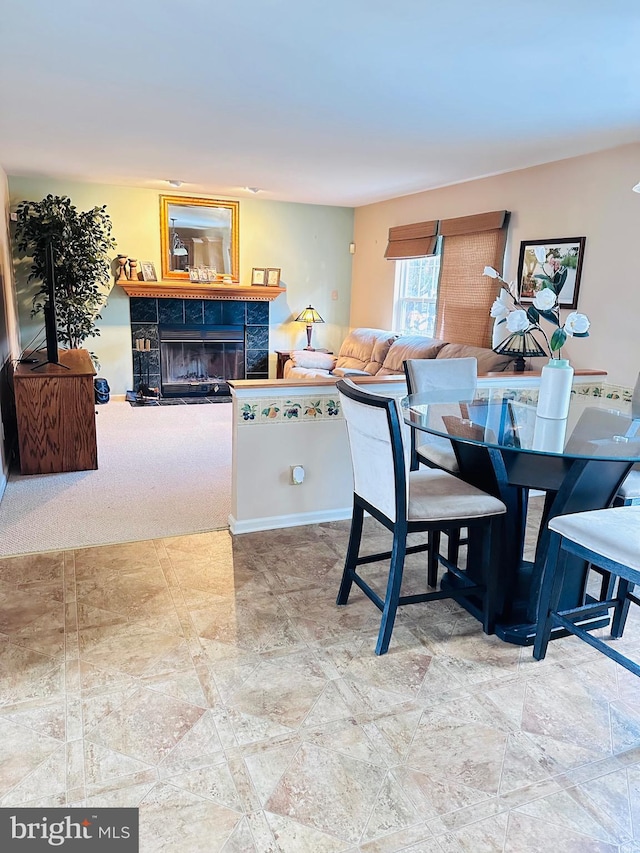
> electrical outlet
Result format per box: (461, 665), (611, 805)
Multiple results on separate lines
(290, 465), (305, 485)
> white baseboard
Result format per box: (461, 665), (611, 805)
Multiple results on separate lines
(0, 469), (6, 503)
(229, 507), (352, 535)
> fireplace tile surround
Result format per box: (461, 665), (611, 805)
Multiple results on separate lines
(129, 296), (269, 394)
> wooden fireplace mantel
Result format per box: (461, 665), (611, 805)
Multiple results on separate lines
(119, 281), (286, 301)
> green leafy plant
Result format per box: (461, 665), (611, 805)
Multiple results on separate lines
(14, 194), (116, 350)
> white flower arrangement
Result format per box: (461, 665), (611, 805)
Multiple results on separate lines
(484, 250), (590, 358)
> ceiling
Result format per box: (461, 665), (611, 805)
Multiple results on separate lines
(2, 0), (639, 207)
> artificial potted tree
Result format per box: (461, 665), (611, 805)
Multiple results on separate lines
(14, 194), (116, 362)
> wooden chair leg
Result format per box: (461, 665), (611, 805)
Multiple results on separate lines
(428, 530), (441, 588)
(533, 533), (567, 661)
(611, 579), (633, 639)
(592, 566), (615, 601)
(337, 501), (364, 606)
(376, 525), (407, 656)
(409, 430), (419, 472)
(447, 528), (461, 565)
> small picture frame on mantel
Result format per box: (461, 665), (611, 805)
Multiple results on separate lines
(140, 261), (158, 282)
(265, 267), (281, 287)
(251, 267), (267, 286)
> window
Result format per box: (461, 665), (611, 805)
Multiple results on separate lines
(392, 243), (441, 337)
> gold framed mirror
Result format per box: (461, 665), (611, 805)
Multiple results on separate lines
(160, 195), (239, 282)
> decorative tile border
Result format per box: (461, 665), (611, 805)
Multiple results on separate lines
(238, 394), (341, 424)
(572, 382), (632, 402)
(236, 382), (632, 426)
(601, 383), (633, 403)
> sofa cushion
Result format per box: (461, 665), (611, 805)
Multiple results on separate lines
(436, 343), (514, 373)
(283, 363), (334, 380)
(332, 367), (373, 377)
(335, 328), (397, 375)
(289, 350), (337, 371)
(377, 335), (447, 376)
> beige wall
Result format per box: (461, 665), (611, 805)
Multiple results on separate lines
(8, 177), (354, 393)
(352, 143), (640, 387)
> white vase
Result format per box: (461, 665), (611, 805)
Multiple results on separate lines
(532, 415), (567, 452)
(536, 358), (574, 420)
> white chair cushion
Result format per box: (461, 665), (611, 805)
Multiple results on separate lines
(408, 468), (506, 521)
(549, 506), (640, 571)
(405, 356), (477, 393)
(617, 469), (640, 500)
(416, 438), (459, 474)
(339, 382), (404, 521)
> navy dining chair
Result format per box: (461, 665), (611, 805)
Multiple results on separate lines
(336, 378), (506, 655)
(533, 506), (640, 675)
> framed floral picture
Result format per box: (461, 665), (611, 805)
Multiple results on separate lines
(251, 267), (267, 286)
(265, 267), (281, 287)
(517, 237), (586, 308)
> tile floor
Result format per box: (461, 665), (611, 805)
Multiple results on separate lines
(1, 505), (639, 852)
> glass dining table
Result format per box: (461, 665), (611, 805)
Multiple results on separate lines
(401, 384), (640, 645)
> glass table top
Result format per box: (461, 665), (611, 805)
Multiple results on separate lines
(402, 386), (640, 462)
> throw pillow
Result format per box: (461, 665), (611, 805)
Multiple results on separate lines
(290, 350), (337, 370)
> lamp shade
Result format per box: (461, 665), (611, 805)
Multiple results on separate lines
(295, 305), (324, 349)
(493, 330), (546, 372)
(295, 305), (324, 325)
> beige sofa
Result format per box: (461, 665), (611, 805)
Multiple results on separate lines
(283, 328), (515, 380)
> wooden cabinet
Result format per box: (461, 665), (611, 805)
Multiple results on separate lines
(14, 349), (98, 475)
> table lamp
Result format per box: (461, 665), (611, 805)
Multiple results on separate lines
(493, 330), (546, 372)
(295, 305), (324, 350)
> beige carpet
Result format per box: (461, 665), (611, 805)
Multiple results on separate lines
(0, 401), (232, 556)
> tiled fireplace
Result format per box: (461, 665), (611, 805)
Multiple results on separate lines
(129, 297), (269, 396)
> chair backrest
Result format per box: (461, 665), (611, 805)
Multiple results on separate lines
(337, 379), (407, 522)
(404, 356), (478, 396)
(404, 358), (478, 467)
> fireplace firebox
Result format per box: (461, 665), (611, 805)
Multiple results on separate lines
(159, 325), (245, 397)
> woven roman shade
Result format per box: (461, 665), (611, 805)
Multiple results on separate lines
(384, 220), (438, 259)
(434, 210), (509, 347)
